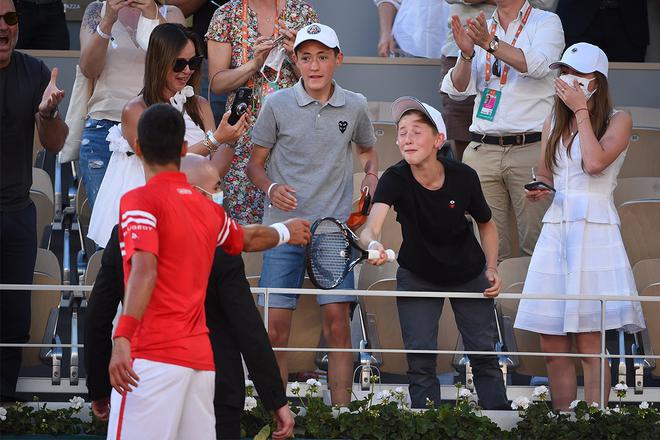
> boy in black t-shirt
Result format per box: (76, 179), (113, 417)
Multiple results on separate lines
(361, 97), (508, 409)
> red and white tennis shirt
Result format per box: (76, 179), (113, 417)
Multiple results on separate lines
(119, 171), (243, 371)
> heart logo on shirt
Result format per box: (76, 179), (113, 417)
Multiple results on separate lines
(338, 121), (348, 134)
(449, 200), (456, 209)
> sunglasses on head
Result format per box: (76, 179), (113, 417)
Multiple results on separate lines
(0, 11), (19, 26)
(492, 59), (501, 78)
(172, 56), (203, 73)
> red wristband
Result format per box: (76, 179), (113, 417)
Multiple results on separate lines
(366, 172), (379, 180)
(113, 315), (140, 340)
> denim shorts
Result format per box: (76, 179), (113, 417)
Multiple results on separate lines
(258, 244), (356, 309)
(79, 118), (117, 207)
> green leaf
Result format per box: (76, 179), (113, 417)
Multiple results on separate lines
(253, 424), (271, 440)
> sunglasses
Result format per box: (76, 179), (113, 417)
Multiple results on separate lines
(0, 11), (19, 26)
(172, 55), (203, 73)
(492, 59), (501, 78)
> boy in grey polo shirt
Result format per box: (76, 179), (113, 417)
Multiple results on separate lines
(247, 23), (378, 406)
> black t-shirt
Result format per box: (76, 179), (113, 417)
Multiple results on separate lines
(373, 157), (491, 286)
(0, 51), (50, 212)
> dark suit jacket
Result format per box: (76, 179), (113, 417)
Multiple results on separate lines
(84, 225), (286, 412)
(556, 0), (649, 46)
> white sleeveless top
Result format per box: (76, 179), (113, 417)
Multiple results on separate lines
(87, 4), (169, 121)
(542, 110), (626, 225)
(87, 110), (206, 247)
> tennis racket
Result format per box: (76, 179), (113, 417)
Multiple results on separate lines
(305, 217), (396, 290)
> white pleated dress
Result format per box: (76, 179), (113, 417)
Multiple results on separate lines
(87, 112), (206, 248)
(514, 116), (646, 335)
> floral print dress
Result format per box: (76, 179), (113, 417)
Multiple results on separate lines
(206, 0), (318, 224)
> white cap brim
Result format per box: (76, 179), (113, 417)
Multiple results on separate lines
(391, 97), (446, 137)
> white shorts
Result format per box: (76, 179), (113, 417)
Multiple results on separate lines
(106, 359), (215, 440)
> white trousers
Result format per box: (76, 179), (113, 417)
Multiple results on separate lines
(106, 359), (215, 440)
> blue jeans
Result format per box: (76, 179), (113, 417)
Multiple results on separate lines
(79, 119), (117, 207)
(258, 244), (356, 309)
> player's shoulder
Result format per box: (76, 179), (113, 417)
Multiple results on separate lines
(120, 184), (159, 210)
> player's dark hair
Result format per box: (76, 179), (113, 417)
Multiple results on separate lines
(137, 104), (185, 167)
(294, 42), (340, 56)
(398, 109), (438, 135)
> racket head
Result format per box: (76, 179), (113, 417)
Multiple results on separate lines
(306, 217), (351, 290)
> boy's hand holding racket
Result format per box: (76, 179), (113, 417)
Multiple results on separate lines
(367, 240), (393, 266)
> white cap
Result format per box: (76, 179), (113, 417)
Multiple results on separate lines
(391, 97), (447, 138)
(549, 42), (609, 78)
(294, 23), (341, 52)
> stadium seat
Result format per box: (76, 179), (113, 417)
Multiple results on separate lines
(619, 128), (660, 178)
(357, 260), (398, 291)
(242, 251), (263, 279)
(30, 190), (54, 247)
(361, 278), (459, 376)
(367, 101), (394, 122)
(633, 259), (660, 293)
(76, 180), (92, 235)
(495, 257), (546, 377)
(379, 207), (402, 253)
(639, 283), (660, 376)
(84, 250), (104, 287)
(619, 200), (660, 267)
(614, 177), (660, 207)
(620, 106), (660, 130)
(24, 249), (61, 368)
(32, 167), (54, 203)
(252, 278), (324, 374)
(352, 122), (398, 173)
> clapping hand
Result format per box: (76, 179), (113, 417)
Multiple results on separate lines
(465, 11), (492, 51)
(451, 15), (475, 57)
(38, 68), (65, 119)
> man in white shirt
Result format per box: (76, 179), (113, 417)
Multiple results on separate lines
(440, 0), (555, 161)
(374, 0), (448, 58)
(440, 0), (564, 260)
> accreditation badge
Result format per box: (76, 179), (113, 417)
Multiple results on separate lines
(476, 88), (501, 121)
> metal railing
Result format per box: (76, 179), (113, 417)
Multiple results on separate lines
(3, 283), (659, 406)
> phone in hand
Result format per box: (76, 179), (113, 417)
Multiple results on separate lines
(524, 181), (556, 192)
(228, 87), (252, 125)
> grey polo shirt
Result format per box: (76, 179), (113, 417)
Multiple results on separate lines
(252, 80), (376, 225)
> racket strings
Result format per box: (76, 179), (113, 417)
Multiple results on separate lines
(309, 221), (351, 289)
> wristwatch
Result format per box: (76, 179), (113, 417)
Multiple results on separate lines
(486, 35), (500, 54)
(460, 50), (475, 61)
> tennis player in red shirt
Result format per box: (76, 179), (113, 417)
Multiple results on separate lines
(106, 104), (310, 440)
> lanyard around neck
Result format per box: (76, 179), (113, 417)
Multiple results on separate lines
(484, 4), (532, 86)
(240, 0), (281, 67)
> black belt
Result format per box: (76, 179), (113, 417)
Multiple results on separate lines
(470, 132), (541, 146)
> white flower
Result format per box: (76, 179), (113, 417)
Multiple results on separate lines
(614, 383), (628, 391)
(511, 396), (531, 410)
(395, 387), (404, 394)
(569, 399), (581, 410)
(245, 379), (254, 388)
(459, 388), (472, 398)
(331, 406), (350, 417)
(243, 396), (258, 412)
(68, 396), (85, 411)
(640, 401), (650, 409)
(613, 406), (621, 413)
(296, 406), (307, 417)
(376, 389), (392, 401)
(290, 381), (301, 393)
(591, 402), (600, 408)
(532, 385), (549, 398)
(306, 378), (321, 388)
(604, 408), (612, 415)
(547, 411), (555, 419)
(0, 407), (6, 421)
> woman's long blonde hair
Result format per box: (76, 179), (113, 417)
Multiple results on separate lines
(545, 72), (612, 174)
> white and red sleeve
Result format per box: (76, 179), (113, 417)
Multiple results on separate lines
(215, 204), (243, 255)
(119, 190), (160, 263)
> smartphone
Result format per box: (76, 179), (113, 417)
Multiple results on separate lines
(524, 181), (556, 192)
(228, 87), (252, 125)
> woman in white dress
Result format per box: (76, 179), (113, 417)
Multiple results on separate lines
(88, 23), (250, 247)
(514, 43), (645, 410)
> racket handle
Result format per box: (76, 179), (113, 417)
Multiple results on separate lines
(367, 249), (396, 262)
